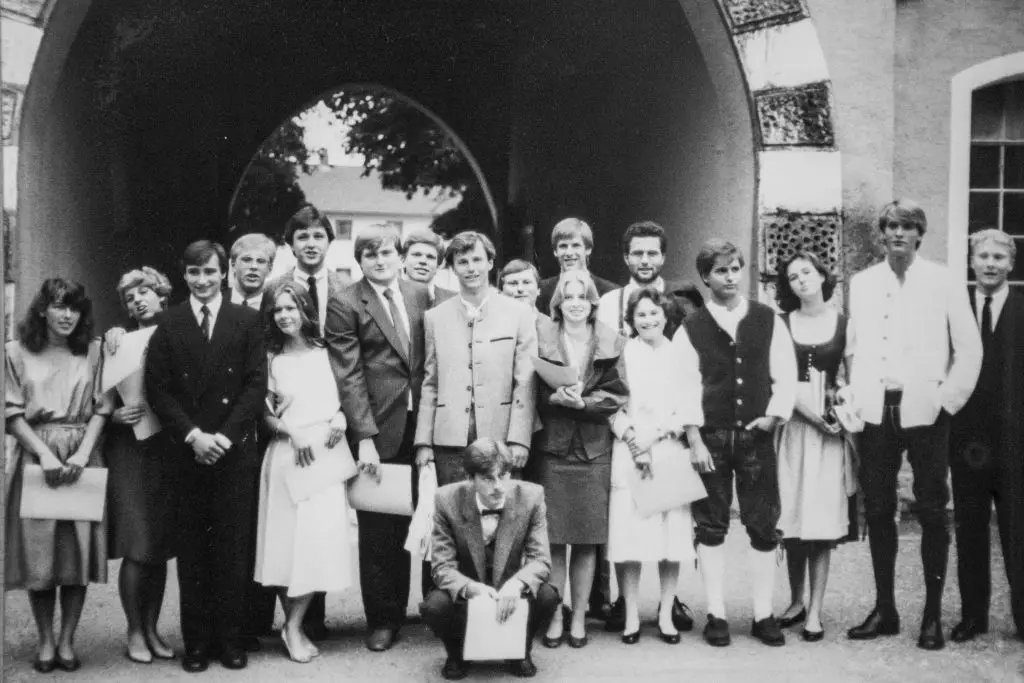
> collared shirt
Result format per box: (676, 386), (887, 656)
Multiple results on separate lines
(292, 267), (329, 334)
(596, 277), (665, 334)
(696, 296), (797, 420)
(190, 293), (223, 339)
(975, 284), (1009, 333)
(229, 286), (263, 310)
(872, 259), (922, 390)
(460, 293), (490, 323)
(476, 493), (506, 545)
(367, 278), (414, 411)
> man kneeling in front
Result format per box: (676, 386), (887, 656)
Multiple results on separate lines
(421, 438), (558, 680)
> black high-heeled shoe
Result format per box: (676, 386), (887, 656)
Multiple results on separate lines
(801, 628), (824, 642)
(621, 630), (640, 645)
(658, 625), (681, 644)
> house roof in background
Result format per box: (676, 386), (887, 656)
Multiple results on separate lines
(297, 166), (461, 217)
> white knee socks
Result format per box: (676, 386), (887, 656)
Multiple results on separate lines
(698, 544), (727, 619)
(750, 547), (777, 621)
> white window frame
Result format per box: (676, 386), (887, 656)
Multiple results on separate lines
(948, 52), (1024, 285)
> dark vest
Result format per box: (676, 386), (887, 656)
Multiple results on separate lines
(685, 301), (774, 429)
(962, 293), (1008, 429)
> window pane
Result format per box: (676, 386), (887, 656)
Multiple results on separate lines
(969, 191), (1000, 232)
(970, 145), (1001, 188)
(1007, 146), (1024, 189)
(972, 84), (1005, 141)
(334, 219), (353, 240)
(1006, 81), (1024, 142)
(1004, 193), (1024, 236)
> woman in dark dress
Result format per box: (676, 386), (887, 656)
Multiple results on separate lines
(104, 267), (179, 663)
(5, 278), (111, 672)
(534, 271), (627, 648)
(773, 252), (857, 641)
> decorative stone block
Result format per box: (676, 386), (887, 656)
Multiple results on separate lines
(2, 87), (18, 145)
(758, 150), (842, 213)
(2, 209), (12, 282)
(736, 20), (830, 91)
(756, 82), (834, 147)
(721, 0), (807, 34)
(759, 212), (841, 280)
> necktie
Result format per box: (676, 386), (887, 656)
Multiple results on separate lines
(200, 305), (211, 341)
(307, 276), (320, 322)
(481, 508), (503, 517)
(383, 288), (410, 355)
(981, 295), (993, 348)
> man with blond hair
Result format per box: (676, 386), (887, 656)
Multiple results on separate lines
(535, 217), (618, 316)
(228, 233), (277, 310)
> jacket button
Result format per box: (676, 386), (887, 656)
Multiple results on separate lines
(466, 386), (472, 391)
(221, 398), (229, 405)
(736, 399), (743, 405)
(736, 420), (743, 427)
(737, 378), (744, 385)
(465, 408), (470, 413)
(736, 358), (743, 364)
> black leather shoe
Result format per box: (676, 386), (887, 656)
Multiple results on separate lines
(603, 597), (626, 632)
(918, 617), (945, 651)
(621, 629), (640, 645)
(568, 634), (588, 648)
(586, 600), (611, 621)
(801, 628), (825, 642)
(658, 626), (681, 644)
(951, 618), (988, 643)
(181, 649), (209, 674)
(441, 657), (468, 680)
(365, 627), (397, 652)
(55, 655), (82, 672)
(507, 655), (538, 678)
(219, 647), (247, 670)
(777, 608), (807, 629)
(672, 597), (695, 632)
(305, 622), (330, 642)
(32, 657), (57, 673)
(703, 614), (731, 647)
(541, 633), (563, 649)
(847, 608), (900, 640)
(238, 635), (262, 653)
(751, 616), (786, 646)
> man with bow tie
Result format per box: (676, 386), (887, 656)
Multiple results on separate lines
(421, 438), (558, 679)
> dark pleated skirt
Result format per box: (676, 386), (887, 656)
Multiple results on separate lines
(537, 449), (611, 545)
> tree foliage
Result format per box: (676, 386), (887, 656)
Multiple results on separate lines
(229, 118), (308, 240)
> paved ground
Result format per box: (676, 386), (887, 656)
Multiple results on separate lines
(4, 520), (1023, 682)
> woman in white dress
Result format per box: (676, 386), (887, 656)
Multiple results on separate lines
(255, 281), (354, 663)
(773, 251), (856, 641)
(608, 289), (704, 645)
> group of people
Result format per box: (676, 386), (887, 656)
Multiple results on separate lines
(4, 198), (1021, 680)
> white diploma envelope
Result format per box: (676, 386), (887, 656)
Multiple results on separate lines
(101, 327), (157, 392)
(347, 464), (414, 516)
(115, 369), (162, 441)
(531, 356), (578, 389)
(627, 439), (707, 518)
(462, 597), (528, 661)
(284, 437), (359, 505)
(20, 465), (108, 522)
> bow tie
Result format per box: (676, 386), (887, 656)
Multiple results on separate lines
(481, 508), (503, 517)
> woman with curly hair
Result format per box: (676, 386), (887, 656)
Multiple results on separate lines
(103, 266), (180, 663)
(773, 251), (857, 641)
(5, 278), (112, 672)
(254, 280), (354, 663)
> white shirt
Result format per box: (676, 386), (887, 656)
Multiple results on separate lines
(229, 286), (263, 310)
(681, 296), (797, 421)
(846, 257), (982, 427)
(460, 293), (490, 323)
(367, 278), (414, 411)
(190, 293), (223, 340)
(974, 284), (1009, 333)
(292, 267), (329, 334)
(476, 493), (506, 546)
(596, 277), (665, 334)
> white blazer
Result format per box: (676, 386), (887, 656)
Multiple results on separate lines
(847, 257), (982, 428)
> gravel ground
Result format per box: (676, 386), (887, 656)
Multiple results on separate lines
(4, 520), (1022, 683)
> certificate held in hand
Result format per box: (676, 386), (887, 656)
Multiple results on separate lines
(462, 596), (528, 661)
(348, 463), (414, 516)
(626, 439), (707, 518)
(20, 465), (108, 522)
(531, 356), (578, 389)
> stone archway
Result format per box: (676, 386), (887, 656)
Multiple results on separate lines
(1, 0), (842, 331)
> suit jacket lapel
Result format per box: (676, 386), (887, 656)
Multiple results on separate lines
(459, 488), (487, 583)
(360, 280), (410, 367)
(399, 279), (425, 368)
(492, 486), (523, 585)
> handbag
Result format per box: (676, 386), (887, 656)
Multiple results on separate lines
(627, 438), (707, 518)
(20, 465), (108, 522)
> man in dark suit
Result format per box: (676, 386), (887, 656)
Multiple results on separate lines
(403, 227), (457, 304)
(145, 240), (267, 673)
(949, 228), (1024, 643)
(535, 217), (618, 316)
(324, 223), (431, 652)
(421, 438), (558, 680)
